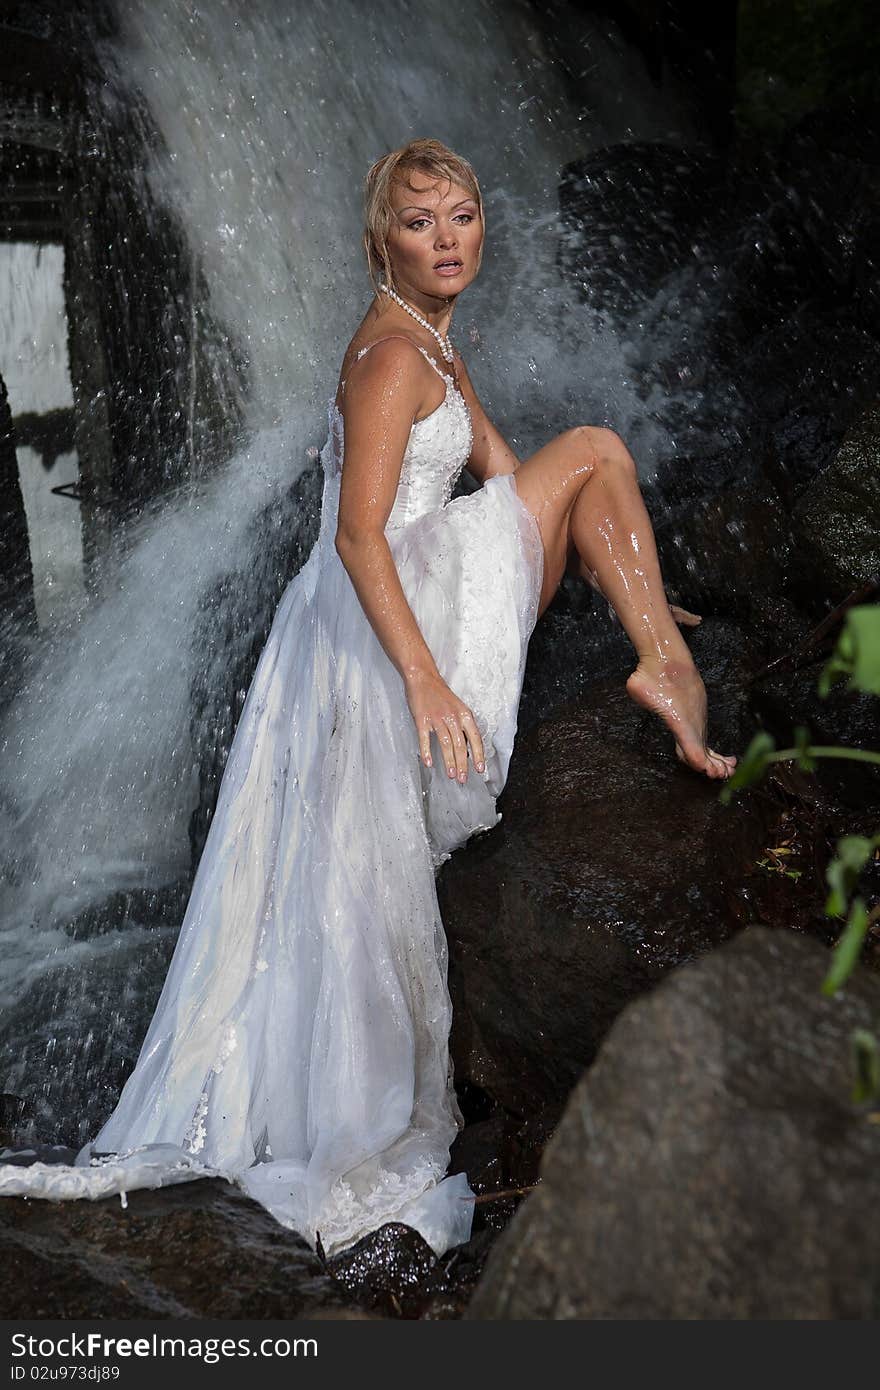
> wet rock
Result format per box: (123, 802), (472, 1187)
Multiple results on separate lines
(325, 1222), (439, 1306)
(323, 1221), (485, 1319)
(451, 1096), (555, 1202)
(558, 142), (728, 319)
(650, 475), (795, 624)
(790, 400), (880, 601)
(441, 618), (773, 1116)
(0, 1177), (354, 1319)
(730, 311), (880, 503)
(316, 1226), (495, 1321)
(466, 927), (880, 1320)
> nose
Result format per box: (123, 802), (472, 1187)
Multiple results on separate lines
(435, 222), (458, 249)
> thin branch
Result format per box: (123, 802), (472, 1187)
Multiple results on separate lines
(471, 1182), (542, 1205)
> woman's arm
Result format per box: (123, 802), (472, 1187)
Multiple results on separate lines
(453, 350), (521, 484)
(334, 339), (485, 782)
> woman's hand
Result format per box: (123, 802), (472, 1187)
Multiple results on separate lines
(404, 669), (486, 783)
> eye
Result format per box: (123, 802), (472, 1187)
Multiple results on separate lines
(406, 211), (476, 231)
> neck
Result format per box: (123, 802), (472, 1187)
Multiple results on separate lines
(381, 283), (454, 335)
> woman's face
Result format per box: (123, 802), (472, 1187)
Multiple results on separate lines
(385, 170), (483, 307)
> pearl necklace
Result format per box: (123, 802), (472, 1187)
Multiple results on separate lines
(379, 282), (455, 364)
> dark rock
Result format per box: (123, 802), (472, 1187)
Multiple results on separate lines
(321, 1212), (509, 1319)
(731, 312), (880, 501)
(451, 1099), (555, 1201)
(558, 141), (728, 320)
(323, 1222), (466, 1319)
(791, 400), (880, 602)
(0, 1176), (353, 1319)
(651, 476), (795, 623)
(324, 1222), (442, 1310)
(466, 926), (880, 1320)
(441, 620), (773, 1116)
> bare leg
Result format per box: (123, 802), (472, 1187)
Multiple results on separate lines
(567, 431), (736, 779)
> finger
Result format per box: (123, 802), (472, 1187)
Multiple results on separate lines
(434, 721), (458, 779)
(418, 723), (433, 769)
(460, 710), (485, 772)
(443, 714), (469, 783)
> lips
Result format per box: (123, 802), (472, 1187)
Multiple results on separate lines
(434, 258), (462, 270)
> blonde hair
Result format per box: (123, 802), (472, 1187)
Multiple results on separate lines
(362, 137), (484, 298)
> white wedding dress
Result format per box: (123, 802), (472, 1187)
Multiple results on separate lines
(0, 338), (544, 1258)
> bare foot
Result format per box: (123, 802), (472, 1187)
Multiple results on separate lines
(625, 656), (738, 780)
(669, 603), (702, 627)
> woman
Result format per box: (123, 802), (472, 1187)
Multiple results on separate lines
(0, 139), (735, 1260)
(341, 143), (735, 786)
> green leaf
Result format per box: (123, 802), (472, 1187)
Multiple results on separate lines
(825, 835), (875, 918)
(821, 898), (870, 995)
(850, 1028), (880, 1105)
(719, 731), (776, 804)
(819, 605), (880, 698)
(846, 606), (880, 695)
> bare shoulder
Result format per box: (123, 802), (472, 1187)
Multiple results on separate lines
(338, 335), (431, 442)
(344, 332), (436, 396)
(344, 329), (430, 376)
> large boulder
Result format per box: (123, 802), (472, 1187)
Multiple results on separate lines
(0, 1177), (347, 1319)
(441, 621), (774, 1117)
(466, 927), (880, 1320)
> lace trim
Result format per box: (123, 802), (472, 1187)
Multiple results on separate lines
(315, 1155), (445, 1254)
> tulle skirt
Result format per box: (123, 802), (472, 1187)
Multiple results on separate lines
(0, 473), (543, 1258)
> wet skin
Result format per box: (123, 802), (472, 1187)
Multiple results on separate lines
(334, 169), (737, 783)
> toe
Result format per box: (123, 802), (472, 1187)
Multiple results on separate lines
(706, 748), (734, 779)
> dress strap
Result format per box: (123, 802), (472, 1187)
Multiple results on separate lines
(340, 335), (449, 393)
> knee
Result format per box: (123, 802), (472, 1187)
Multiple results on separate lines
(566, 425), (635, 478)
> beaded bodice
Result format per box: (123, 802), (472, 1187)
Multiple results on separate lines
(320, 340), (474, 532)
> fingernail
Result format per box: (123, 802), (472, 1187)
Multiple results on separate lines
(476, 761), (485, 772)
(458, 773), (466, 784)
